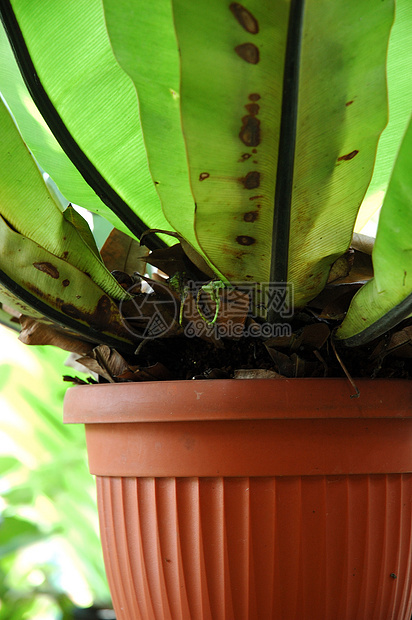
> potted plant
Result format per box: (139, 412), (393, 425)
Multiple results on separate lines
(0, 0), (411, 618)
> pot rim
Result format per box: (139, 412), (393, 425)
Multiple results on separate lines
(63, 377), (412, 424)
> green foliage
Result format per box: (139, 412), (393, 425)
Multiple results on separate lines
(0, 330), (111, 617)
(0, 1), (411, 351)
(336, 115), (412, 344)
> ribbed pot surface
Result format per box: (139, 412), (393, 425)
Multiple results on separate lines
(96, 474), (412, 620)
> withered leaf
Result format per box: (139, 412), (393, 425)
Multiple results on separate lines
(310, 283), (363, 320)
(296, 323), (330, 350)
(101, 228), (149, 275)
(264, 347), (294, 377)
(76, 344), (130, 381)
(77, 345), (173, 382)
(141, 229), (215, 278)
(388, 326), (412, 358)
(264, 332), (296, 350)
(351, 233), (375, 255)
(147, 244), (193, 278)
(290, 353), (307, 378)
(330, 250), (373, 285)
(19, 316), (94, 356)
(234, 369), (282, 379)
(327, 249), (354, 284)
(116, 362), (172, 381)
(63, 375), (88, 385)
(370, 325), (412, 361)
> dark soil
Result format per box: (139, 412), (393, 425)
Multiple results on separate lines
(132, 314), (412, 382)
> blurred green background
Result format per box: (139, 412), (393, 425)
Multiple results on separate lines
(0, 324), (112, 619)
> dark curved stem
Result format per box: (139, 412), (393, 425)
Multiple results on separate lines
(268, 0), (305, 325)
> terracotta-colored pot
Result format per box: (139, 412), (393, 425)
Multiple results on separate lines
(64, 378), (412, 620)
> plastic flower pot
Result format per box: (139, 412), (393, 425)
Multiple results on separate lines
(64, 378), (412, 620)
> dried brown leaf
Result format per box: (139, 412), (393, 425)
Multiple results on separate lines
(141, 229), (215, 278)
(327, 249), (354, 284)
(63, 375), (89, 385)
(19, 316), (94, 356)
(147, 244), (190, 278)
(101, 228), (149, 275)
(76, 344), (130, 381)
(264, 347), (294, 377)
(311, 284), (363, 320)
(234, 369), (282, 379)
(296, 323), (330, 350)
(116, 362), (172, 381)
(290, 353), (306, 377)
(370, 326), (412, 361)
(264, 333), (296, 349)
(75, 357), (113, 382)
(351, 233), (375, 255)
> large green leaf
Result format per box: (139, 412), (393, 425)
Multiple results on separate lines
(0, 97), (127, 302)
(336, 115), (412, 345)
(103, 0), (217, 274)
(356, 0), (412, 230)
(171, 0), (394, 306)
(0, 0), (172, 248)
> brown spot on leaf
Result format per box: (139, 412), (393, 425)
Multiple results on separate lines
(239, 115), (260, 147)
(249, 194), (264, 200)
(236, 235), (256, 246)
(229, 3), (259, 34)
(62, 279), (70, 287)
(346, 100), (354, 106)
(62, 251), (69, 260)
(252, 148), (257, 153)
(245, 103), (259, 115)
(239, 153), (252, 162)
(244, 211), (259, 222)
(199, 172), (210, 181)
(61, 304), (82, 320)
(33, 262), (59, 279)
(338, 150), (359, 161)
(26, 284), (43, 298)
(61, 295), (112, 330)
(249, 93), (261, 101)
(235, 43), (259, 64)
(241, 171), (260, 189)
